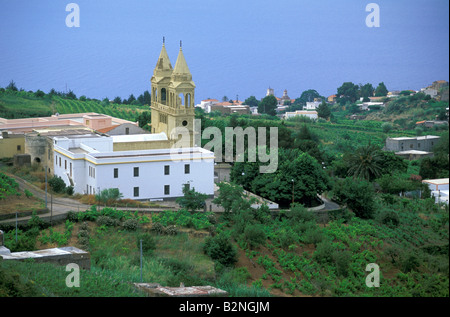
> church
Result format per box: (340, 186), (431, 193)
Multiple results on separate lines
(50, 41), (215, 200)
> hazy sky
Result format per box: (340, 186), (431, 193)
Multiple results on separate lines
(0, 0), (448, 103)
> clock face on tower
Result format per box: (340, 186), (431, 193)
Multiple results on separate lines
(182, 120), (188, 126)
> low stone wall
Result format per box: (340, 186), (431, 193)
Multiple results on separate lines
(0, 246), (91, 270)
(134, 283), (228, 297)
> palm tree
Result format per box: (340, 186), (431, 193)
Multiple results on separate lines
(346, 144), (383, 181)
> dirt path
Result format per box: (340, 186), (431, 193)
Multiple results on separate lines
(0, 171), (177, 225)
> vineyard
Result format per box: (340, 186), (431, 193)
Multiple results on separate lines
(0, 172), (19, 200)
(0, 90), (147, 122)
(52, 96), (144, 122)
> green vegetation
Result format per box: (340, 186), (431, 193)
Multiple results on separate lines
(1, 82), (448, 297)
(0, 172), (20, 200)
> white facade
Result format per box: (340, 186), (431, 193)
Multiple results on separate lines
(52, 135), (215, 200)
(284, 110), (318, 120)
(304, 101), (321, 110)
(423, 178), (449, 205)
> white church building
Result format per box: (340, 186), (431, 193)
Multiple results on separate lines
(51, 41), (215, 200)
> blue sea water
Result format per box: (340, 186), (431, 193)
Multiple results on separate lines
(0, 0), (448, 103)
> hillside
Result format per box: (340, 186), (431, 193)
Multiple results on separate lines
(0, 89), (147, 122)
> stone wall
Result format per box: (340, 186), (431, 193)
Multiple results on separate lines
(0, 246), (91, 270)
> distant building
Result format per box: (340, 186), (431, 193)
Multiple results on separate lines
(209, 104), (250, 115)
(284, 110), (318, 120)
(304, 101), (321, 110)
(96, 123), (148, 136)
(359, 102), (385, 111)
(394, 150), (434, 161)
(52, 134), (214, 199)
(385, 135), (440, 152)
(327, 95), (337, 103)
(422, 178), (449, 205)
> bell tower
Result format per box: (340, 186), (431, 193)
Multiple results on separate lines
(150, 40), (195, 148)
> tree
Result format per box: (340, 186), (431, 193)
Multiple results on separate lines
(333, 177), (376, 219)
(203, 233), (238, 267)
(34, 90), (45, 98)
(6, 80), (18, 91)
(48, 176), (66, 193)
(137, 94), (144, 105)
(101, 98), (110, 106)
(232, 148), (330, 208)
(213, 182), (252, 215)
(136, 111), (151, 130)
(346, 144), (384, 181)
(359, 83), (374, 100)
(222, 96), (229, 102)
(143, 90), (151, 105)
(113, 96), (122, 104)
(375, 82), (388, 97)
(296, 89), (322, 105)
(66, 90), (77, 99)
(258, 95), (277, 116)
(337, 82), (359, 104)
(127, 94), (136, 104)
(176, 186), (208, 213)
(317, 101), (331, 120)
(244, 96), (260, 108)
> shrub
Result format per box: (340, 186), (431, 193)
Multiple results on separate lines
(203, 233), (238, 267)
(378, 209), (400, 228)
(122, 218), (139, 231)
(67, 211), (78, 223)
(165, 225), (178, 235)
(333, 250), (352, 277)
(136, 233), (156, 255)
(150, 222), (165, 235)
(65, 186), (74, 196)
(96, 216), (120, 227)
(313, 240), (335, 264)
(48, 176), (66, 193)
(243, 224), (266, 249)
(24, 189), (33, 198)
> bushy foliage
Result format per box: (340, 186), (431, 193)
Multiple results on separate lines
(48, 176), (66, 193)
(203, 233), (238, 267)
(332, 177), (376, 219)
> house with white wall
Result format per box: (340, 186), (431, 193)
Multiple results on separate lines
(284, 110), (318, 121)
(422, 178), (449, 205)
(52, 134), (215, 200)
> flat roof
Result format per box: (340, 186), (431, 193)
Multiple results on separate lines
(422, 178), (449, 185)
(112, 133), (168, 143)
(395, 150), (431, 154)
(389, 135), (440, 141)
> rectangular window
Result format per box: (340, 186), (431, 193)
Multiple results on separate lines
(59, 157), (61, 167)
(134, 167), (139, 177)
(114, 168), (118, 178)
(164, 165), (170, 175)
(17, 145), (21, 151)
(70, 163), (72, 177)
(184, 183), (190, 191)
(164, 185), (170, 195)
(184, 164), (190, 174)
(134, 187), (139, 197)
(65, 160), (67, 170)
